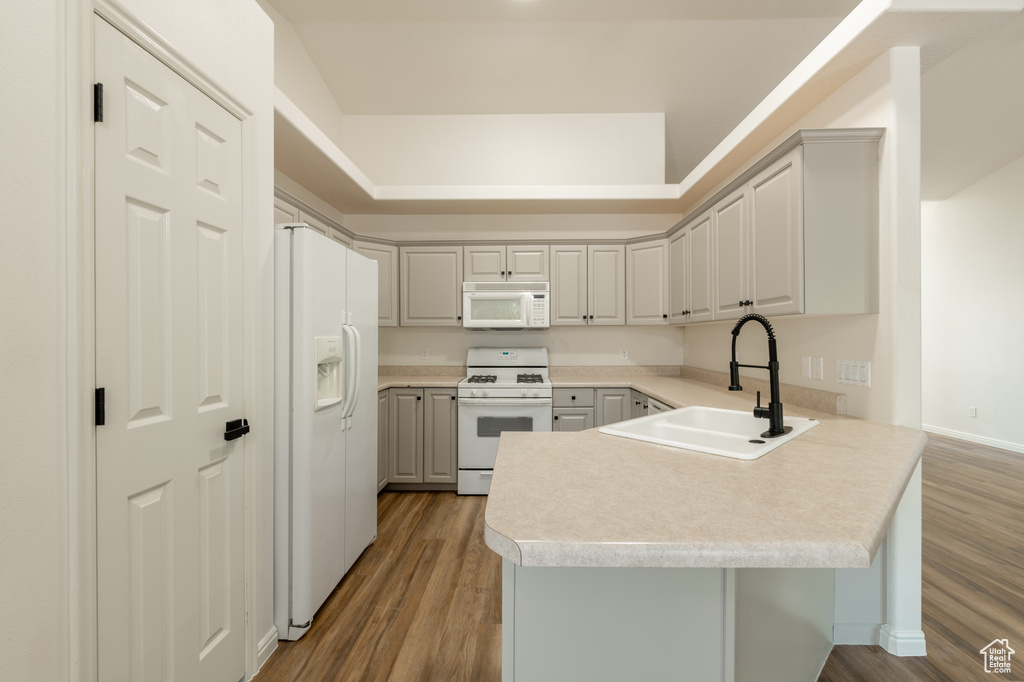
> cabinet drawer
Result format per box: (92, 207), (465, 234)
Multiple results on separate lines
(553, 388), (595, 408)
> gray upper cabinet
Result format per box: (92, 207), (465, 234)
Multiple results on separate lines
(274, 195), (300, 225)
(626, 240), (669, 325)
(550, 245), (625, 326)
(750, 148), (803, 316)
(588, 245), (626, 325)
(713, 185), (751, 321)
(464, 245), (549, 282)
(400, 245), (463, 326)
(669, 212), (714, 325)
(354, 240), (399, 327)
(550, 245), (589, 326)
(668, 229), (688, 324)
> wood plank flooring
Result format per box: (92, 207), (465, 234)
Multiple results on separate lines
(818, 434), (1024, 681)
(256, 434), (1024, 681)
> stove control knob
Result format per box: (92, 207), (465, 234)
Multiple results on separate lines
(532, 389), (540, 397)
(521, 388), (528, 396)
(470, 389), (478, 397)
(482, 389), (489, 397)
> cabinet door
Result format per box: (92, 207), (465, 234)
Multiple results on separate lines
(508, 245), (550, 282)
(688, 213), (715, 323)
(668, 230), (688, 324)
(464, 245), (507, 282)
(400, 246), (463, 326)
(550, 245), (588, 326)
(354, 241), (399, 327)
(626, 240), (669, 325)
(273, 195), (300, 225)
(751, 148), (804, 316)
(552, 408), (594, 432)
(596, 388), (632, 426)
(388, 389), (423, 483)
(713, 187), (750, 321)
(377, 390), (389, 492)
(588, 245), (626, 326)
(630, 390), (646, 419)
(423, 389), (458, 484)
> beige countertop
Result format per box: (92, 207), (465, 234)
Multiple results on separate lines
(378, 375), (461, 389)
(483, 378), (925, 570)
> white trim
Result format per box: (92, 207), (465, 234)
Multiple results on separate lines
(833, 623), (880, 645)
(923, 425), (1024, 455)
(879, 626), (927, 657)
(256, 627), (279, 671)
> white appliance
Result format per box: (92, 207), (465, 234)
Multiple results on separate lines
(462, 282), (549, 329)
(457, 348), (553, 494)
(274, 225), (378, 641)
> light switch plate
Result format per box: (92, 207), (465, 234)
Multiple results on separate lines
(836, 360), (871, 387)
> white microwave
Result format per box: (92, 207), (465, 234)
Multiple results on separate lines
(462, 282), (549, 329)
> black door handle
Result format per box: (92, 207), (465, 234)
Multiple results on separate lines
(225, 418), (250, 441)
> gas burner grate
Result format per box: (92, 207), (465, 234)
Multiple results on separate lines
(467, 374), (497, 384)
(517, 373), (544, 384)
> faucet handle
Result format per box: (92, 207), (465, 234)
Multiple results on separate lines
(753, 390), (770, 420)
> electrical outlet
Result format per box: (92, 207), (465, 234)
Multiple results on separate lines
(801, 356), (812, 378)
(969, 407), (977, 418)
(420, 348), (428, 360)
(811, 357), (824, 381)
(620, 349), (628, 360)
(836, 360), (871, 387)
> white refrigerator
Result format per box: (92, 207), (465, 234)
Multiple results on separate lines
(274, 225), (378, 641)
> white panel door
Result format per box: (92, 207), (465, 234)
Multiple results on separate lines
(688, 213), (715, 323)
(95, 18), (245, 682)
(668, 229), (688, 324)
(588, 245), (626, 326)
(507, 245), (550, 282)
(626, 240), (668, 325)
(751, 149), (804, 316)
(463, 245), (507, 282)
(550, 245), (588, 326)
(354, 241), (399, 327)
(713, 187), (750, 321)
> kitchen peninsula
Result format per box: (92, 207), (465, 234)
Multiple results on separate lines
(484, 377), (925, 682)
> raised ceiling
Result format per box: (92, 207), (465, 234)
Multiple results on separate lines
(266, 0), (860, 185)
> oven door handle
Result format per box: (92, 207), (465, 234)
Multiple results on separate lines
(457, 398), (553, 406)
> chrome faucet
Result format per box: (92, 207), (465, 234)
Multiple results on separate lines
(728, 313), (791, 438)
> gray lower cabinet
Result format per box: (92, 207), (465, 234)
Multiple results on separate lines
(388, 388), (423, 483)
(552, 408), (594, 432)
(377, 390), (389, 492)
(386, 387), (458, 486)
(630, 389), (648, 419)
(423, 389), (458, 484)
(596, 388), (631, 426)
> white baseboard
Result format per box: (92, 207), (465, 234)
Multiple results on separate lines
(256, 626), (279, 672)
(879, 625), (927, 656)
(922, 425), (1024, 455)
(833, 623), (880, 645)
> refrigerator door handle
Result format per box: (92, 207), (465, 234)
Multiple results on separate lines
(340, 324), (357, 422)
(347, 324), (362, 420)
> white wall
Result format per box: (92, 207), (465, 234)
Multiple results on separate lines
(255, 0), (346, 149)
(0, 1), (274, 680)
(682, 49), (922, 426)
(342, 113), (665, 186)
(381, 326), (684, 367)
(921, 154), (1024, 453)
(0, 1), (67, 679)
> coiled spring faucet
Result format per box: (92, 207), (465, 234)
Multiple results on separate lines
(728, 313), (791, 438)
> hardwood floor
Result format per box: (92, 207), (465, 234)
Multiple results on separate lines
(255, 492), (502, 682)
(818, 434), (1024, 681)
(256, 434), (1023, 681)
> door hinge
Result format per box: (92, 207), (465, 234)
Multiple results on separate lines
(95, 387), (105, 426)
(93, 83), (103, 122)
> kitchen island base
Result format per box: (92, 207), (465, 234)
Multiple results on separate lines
(502, 560), (834, 682)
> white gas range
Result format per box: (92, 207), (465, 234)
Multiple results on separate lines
(457, 348), (553, 495)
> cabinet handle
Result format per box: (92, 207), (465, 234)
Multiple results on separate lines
(451, 395), (455, 400)
(582, 315), (586, 321)
(553, 415), (559, 420)
(457, 315), (462, 321)
(416, 396), (421, 401)
(571, 395), (576, 401)
(501, 270), (506, 276)
(589, 315), (594, 320)
(662, 314), (667, 319)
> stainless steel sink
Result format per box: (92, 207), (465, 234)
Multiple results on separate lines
(598, 406), (819, 460)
